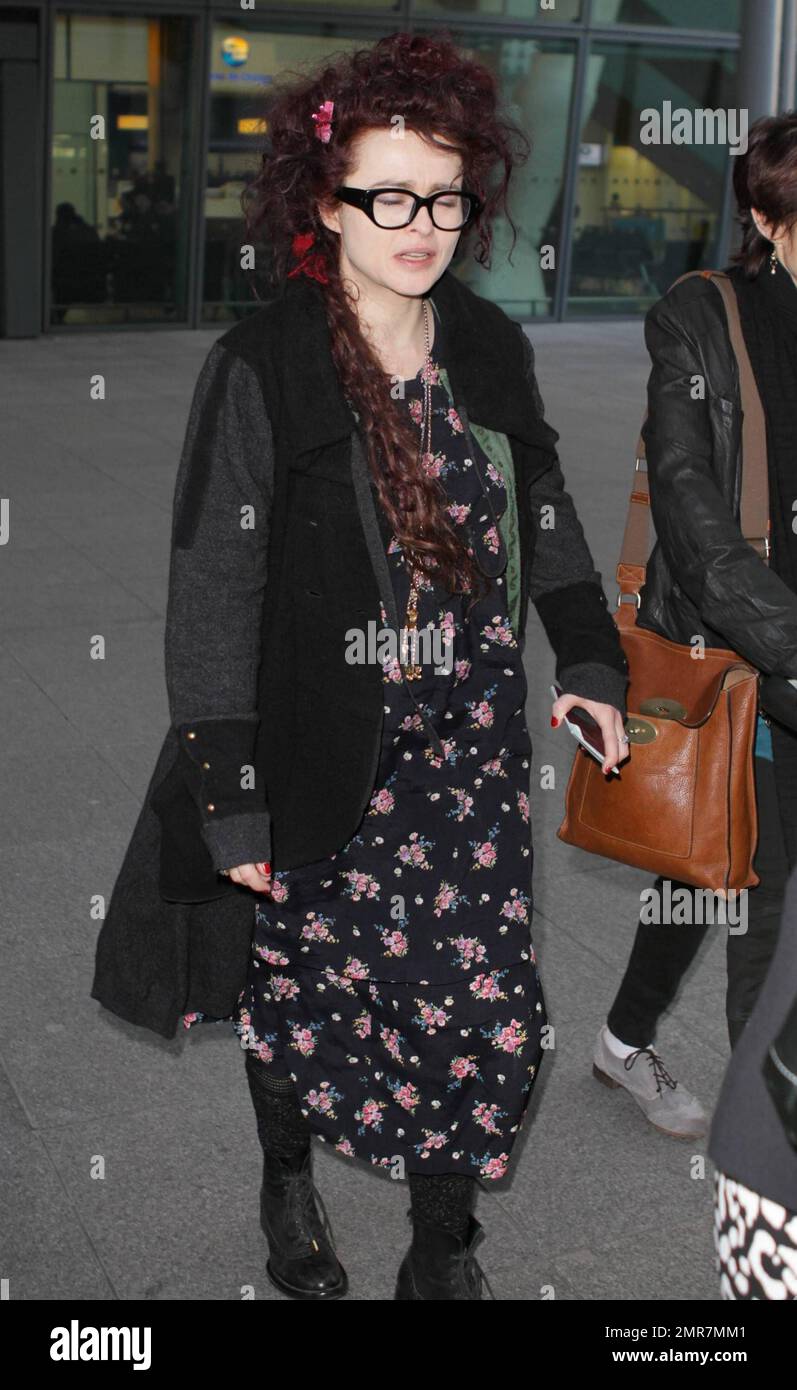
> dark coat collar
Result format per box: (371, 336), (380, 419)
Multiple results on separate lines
(278, 267), (553, 455)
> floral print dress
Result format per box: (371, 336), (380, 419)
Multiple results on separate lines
(183, 322), (548, 1182)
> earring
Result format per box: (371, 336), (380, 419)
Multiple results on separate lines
(770, 244), (778, 274)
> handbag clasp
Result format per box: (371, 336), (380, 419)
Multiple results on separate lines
(638, 697), (687, 721)
(624, 717), (657, 744)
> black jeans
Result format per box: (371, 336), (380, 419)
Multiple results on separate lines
(607, 719), (797, 1052)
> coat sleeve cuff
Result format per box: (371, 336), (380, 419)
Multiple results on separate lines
(201, 811), (272, 874)
(556, 661), (629, 720)
(176, 716), (268, 822)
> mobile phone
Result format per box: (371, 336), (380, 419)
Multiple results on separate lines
(550, 682), (621, 776)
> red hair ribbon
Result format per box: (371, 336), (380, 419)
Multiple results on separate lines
(287, 230), (329, 285)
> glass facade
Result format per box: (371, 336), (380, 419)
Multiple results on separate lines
(415, 0), (583, 20)
(568, 42), (738, 315)
(592, 0), (741, 30)
(36, 1), (764, 330)
(51, 12), (195, 325)
(416, 30), (577, 318)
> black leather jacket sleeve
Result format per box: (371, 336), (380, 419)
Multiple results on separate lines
(164, 341), (274, 872)
(643, 295), (797, 677)
(518, 326), (630, 717)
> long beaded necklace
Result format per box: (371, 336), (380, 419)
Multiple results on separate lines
(401, 297), (433, 681)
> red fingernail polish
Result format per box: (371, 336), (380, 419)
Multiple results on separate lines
(551, 716), (559, 727)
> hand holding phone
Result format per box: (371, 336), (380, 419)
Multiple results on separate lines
(550, 682), (623, 776)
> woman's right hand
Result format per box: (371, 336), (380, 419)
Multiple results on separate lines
(223, 862), (272, 894)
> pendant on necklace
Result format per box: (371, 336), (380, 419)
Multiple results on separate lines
(401, 571), (423, 680)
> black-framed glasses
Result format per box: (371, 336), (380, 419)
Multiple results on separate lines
(334, 185), (483, 231)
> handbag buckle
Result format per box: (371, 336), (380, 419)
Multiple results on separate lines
(638, 697), (687, 721)
(616, 591), (641, 610)
(624, 717), (657, 744)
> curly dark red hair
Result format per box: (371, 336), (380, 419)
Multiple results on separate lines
(241, 30), (530, 601)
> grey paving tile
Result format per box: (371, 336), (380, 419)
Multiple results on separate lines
(1, 652), (83, 756)
(0, 951), (280, 1153)
(5, 618), (168, 748)
(0, 830), (143, 958)
(551, 1219), (721, 1301)
(1, 529), (154, 632)
(7, 464), (154, 521)
(0, 1063), (115, 1300)
(25, 510), (170, 610)
(0, 745), (141, 850)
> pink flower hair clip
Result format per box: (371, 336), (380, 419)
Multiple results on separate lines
(311, 99), (335, 144)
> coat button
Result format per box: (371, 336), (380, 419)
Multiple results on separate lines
(207, 803), (215, 812)
(202, 761), (210, 770)
(186, 731), (197, 740)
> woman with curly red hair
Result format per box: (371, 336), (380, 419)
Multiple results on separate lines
(93, 30), (628, 1300)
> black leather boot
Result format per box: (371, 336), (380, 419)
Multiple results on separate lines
(259, 1145), (348, 1300)
(245, 1050), (347, 1300)
(394, 1209), (495, 1300)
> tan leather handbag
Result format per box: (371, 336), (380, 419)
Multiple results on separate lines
(557, 270), (769, 893)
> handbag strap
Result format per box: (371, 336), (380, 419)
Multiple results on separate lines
(617, 269), (771, 603)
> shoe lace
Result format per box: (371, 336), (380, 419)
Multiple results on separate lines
(458, 1222), (496, 1300)
(624, 1047), (677, 1095)
(281, 1159), (335, 1256)
(406, 1209), (497, 1300)
(464, 1253), (496, 1300)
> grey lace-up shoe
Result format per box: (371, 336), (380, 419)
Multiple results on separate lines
(592, 1025), (708, 1139)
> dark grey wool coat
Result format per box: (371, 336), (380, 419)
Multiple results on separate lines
(90, 267), (629, 1040)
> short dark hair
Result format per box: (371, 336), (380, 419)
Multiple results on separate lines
(732, 110), (797, 277)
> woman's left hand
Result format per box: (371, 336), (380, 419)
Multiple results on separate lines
(551, 693), (629, 776)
